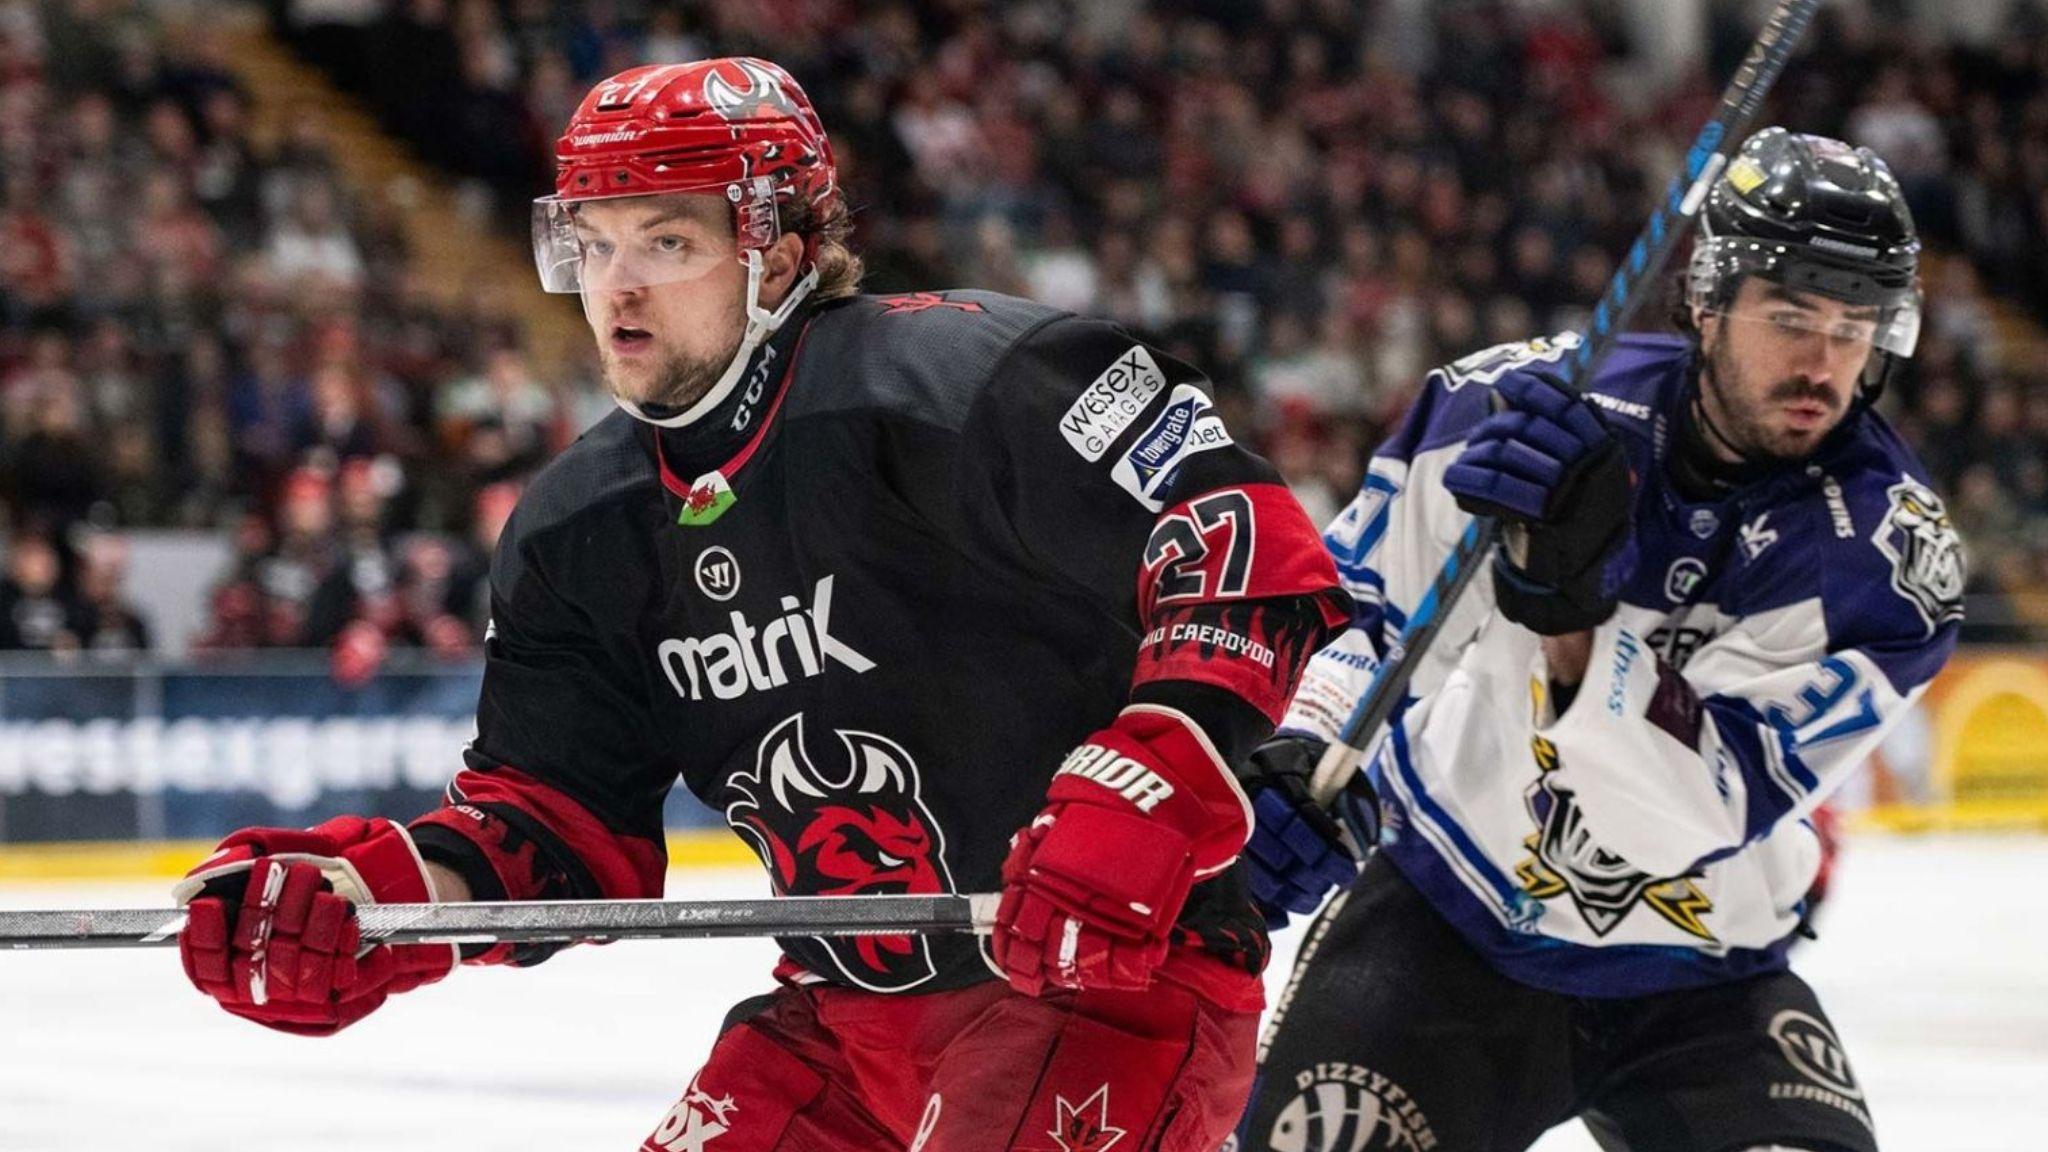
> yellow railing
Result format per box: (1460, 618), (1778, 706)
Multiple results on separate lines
(0, 830), (755, 883)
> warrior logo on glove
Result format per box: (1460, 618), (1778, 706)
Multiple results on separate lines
(725, 713), (955, 991)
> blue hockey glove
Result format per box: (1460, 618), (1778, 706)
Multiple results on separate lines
(1239, 735), (1379, 928)
(1442, 371), (1636, 635)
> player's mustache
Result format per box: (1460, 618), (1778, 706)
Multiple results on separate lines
(1767, 377), (1838, 407)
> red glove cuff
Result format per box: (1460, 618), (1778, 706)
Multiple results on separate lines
(175, 816), (439, 907)
(1045, 705), (1251, 877)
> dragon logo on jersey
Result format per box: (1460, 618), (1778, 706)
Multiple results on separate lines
(1514, 682), (1717, 941)
(1267, 1063), (1436, 1152)
(1873, 476), (1964, 633)
(725, 713), (954, 990)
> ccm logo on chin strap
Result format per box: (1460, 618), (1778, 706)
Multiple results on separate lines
(1056, 745), (1174, 812)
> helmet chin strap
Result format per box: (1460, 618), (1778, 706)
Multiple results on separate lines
(1671, 350), (1785, 499)
(1692, 363), (1761, 466)
(613, 248), (819, 429)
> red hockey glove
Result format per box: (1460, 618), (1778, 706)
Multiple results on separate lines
(173, 816), (457, 1036)
(994, 706), (1250, 996)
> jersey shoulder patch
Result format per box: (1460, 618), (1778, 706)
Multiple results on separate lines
(1867, 472), (1965, 633)
(1816, 413), (1966, 636)
(1438, 330), (1582, 391)
(1402, 331), (1682, 460)
(986, 313), (1240, 509)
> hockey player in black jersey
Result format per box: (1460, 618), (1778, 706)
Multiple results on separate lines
(170, 57), (1349, 1152)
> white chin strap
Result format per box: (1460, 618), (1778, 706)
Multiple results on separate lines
(613, 249), (819, 429)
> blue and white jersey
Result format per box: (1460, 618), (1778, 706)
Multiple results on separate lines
(1283, 332), (1964, 997)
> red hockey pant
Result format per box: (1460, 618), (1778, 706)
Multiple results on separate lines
(640, 962), (1258, 1152)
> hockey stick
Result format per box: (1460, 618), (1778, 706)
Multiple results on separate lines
(0, 892), (1001, 951)
(1306, 0), (1824, 806)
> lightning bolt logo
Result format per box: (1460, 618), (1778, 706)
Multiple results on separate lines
(1644, 878), (1717, 940)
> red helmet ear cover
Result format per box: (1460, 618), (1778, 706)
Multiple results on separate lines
(552, 58), (839, 240)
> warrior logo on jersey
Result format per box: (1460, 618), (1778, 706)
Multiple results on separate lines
(1873, 476), (1964, 633)
(1514, 682), (1717, 941)
(725, 714), (954, 991)
(694, 547), (740, 602)
(1267, 1063), (1436, 1152)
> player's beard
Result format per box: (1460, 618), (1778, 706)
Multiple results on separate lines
(604, 339), (740, 414)
(599, 293), (748, 416)
(1701, 336), (1844, 463)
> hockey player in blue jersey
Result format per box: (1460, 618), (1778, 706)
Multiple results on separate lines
(1234, 128), (1963, 1152)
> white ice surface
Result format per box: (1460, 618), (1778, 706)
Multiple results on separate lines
(1, 833), (2042, 1151)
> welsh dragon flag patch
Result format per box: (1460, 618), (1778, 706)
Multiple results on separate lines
(677, 470), (736, 526)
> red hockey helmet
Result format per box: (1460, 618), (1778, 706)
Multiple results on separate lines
(533, 57), (840, 294)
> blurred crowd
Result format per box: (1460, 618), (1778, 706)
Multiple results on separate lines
(3, 0), (2046, 660)
(0, 0), (587, 660)
(190, 465), (515, 682)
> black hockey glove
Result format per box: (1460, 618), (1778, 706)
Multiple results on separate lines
(1442, 371), (1636, 635)
(1238, 735), (1380, 928)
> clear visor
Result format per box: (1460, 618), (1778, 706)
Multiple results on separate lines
(531, 179), (779, 295)
(1700, 303), (1918, 365)
(1688, 237), (1921, 359)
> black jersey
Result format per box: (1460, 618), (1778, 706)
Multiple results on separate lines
(411, 290), (1347, 995)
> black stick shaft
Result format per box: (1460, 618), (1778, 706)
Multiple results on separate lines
(0, 892), (1000, 951)
(1309, 0), (1824, 805)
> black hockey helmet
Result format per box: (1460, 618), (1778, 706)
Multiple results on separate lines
(1687, 127), (1923, 398)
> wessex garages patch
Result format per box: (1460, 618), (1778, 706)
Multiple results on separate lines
(1059, 345), (1169, 462)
